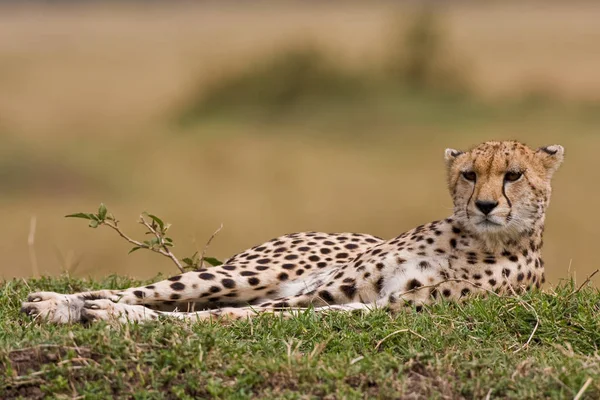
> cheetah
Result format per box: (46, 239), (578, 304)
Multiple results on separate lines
(21, 141), (564, 324)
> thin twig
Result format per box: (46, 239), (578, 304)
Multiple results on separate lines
(199, 223), (224, 270)
(28, 215), (39, 278)
(375, 329), (427, 350)
(573, 377), (593, 400)
(569, 269), (599, 298)
(103, 219), (184, 273)
(139, 215), (184, 273)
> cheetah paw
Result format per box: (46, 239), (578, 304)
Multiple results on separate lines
(21, 292), (86, 324)
(81, 299), (159, 324)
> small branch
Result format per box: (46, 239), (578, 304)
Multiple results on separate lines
(569, 269), (599, 298)
(199, 223), (224, 270)
(139, 215), (184, 273)
(27, 215), (39, 278)
(103, 219), (185, 273)
(103, 220), (145, 248)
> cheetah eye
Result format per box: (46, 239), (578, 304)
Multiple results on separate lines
(462, 171), (476, 182)
(504, 171), (522, 182)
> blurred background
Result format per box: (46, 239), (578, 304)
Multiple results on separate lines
(1, 1), (598, 285)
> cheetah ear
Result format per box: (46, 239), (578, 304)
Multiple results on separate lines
(444, 148), (463, 166)
(535, 144), (564, 176)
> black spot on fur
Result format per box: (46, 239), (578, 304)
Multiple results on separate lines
(345, 243), (359, 250)
(241, 271), (258, 276)
(488, 279), (497, 286)
(517, 272), (525, 282)
(278, 273), (289, 281)
(336, 253), (349, 259)
(256, 266), (269, 271)
(509, 255), (519, 262)
(170, 282), (185, 291)
(502, 268), (511, 278)
(209, 286), (221, 293)
(273, 302), (290, 308)
(285, 254), (299, 260)
(442, 289), (452, 297)
(317, 262), (327, 268)
(418, 261), (430, 270)
(222, 265), (236, 271)
(308, 255), (320, 262)
(222, 279), (236, 289)
(133, 290), (145, 299)
(199, 273), (215, 280)
(460, 288), (470, 297)
(257, 258), (270, 264)
(406, 279), (422, 291)
(248, 277), (260, 286)
(375, 277), (385, 293)
(168, 275), (182, 281)
(319, 290), (335, 303)
(340, 284), (356, 299)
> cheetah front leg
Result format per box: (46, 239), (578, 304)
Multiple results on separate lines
(22, 262), (286, 324)
(80, 297), (375, 323)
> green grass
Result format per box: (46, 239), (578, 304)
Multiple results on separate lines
(1, 276), (599, 399)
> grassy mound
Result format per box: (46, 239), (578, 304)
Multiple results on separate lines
(1, 275), (599, 399)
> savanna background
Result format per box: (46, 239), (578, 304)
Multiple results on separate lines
(1, 1), (599, 286)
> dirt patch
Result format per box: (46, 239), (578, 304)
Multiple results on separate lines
(402, 359), (462, 400)
(7, 344), (93, 376)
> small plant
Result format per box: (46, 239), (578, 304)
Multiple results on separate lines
(66, 203), (223, 273)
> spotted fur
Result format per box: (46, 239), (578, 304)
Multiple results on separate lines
(21, 141), (564, 324)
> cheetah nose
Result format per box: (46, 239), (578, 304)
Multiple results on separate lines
(475, 200), (498, 215)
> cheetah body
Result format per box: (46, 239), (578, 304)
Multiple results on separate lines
(21, 141), (564, 323)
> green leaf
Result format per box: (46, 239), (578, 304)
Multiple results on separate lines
(65, 213), (94, 220)
(89, 220), (99, 228)
(128, 246), (142, 254)
(98, 203), (107, 221)
(146, 214), (165, 231)
(202, 257), (223, 267)
(182, 258), (195, 266)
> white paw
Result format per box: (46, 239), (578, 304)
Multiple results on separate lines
(21, 292), (85, 324)
(81, 299), (159, 323)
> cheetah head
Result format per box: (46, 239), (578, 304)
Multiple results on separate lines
(444, 141), (564, 242)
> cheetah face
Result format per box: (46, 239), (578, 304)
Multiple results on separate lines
(444, 141), (564, 239)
